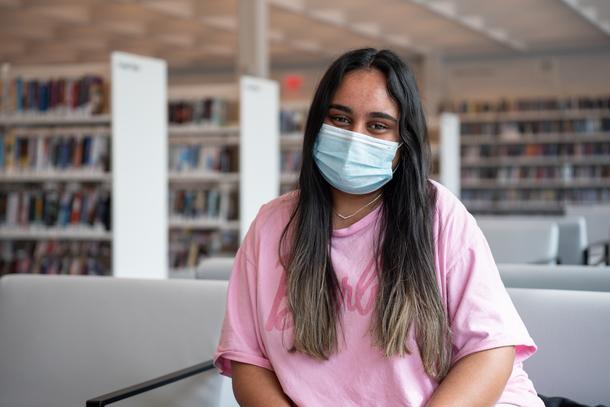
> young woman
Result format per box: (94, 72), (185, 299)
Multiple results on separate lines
(214, 48), (543, 407)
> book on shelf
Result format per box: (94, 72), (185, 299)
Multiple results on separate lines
(0, 74), (109, 117)
(0, 240), (110, 276)
(168, 97), (229, 126)
(169, 144), (237, 173)
(280, 150), (302, 173)
(280, 108), (307, 134)
(0, 128), (110, 173)
(169, 229), (239, 269)
(169, 188), (222, 220)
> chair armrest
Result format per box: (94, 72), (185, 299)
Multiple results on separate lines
(583, 240), (610, 266)
(85, 360), (215, 407)
(529, 256), (561, 265)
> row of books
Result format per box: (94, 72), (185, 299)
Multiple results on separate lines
(169, 230), (238, 269)
(462, 142), (610, 160)
(280, 151), (302, 172)
(0, 240), (111, 276)
(0, 75), (108, 116)
(462, 165), (610, 182)
(280, 109), (306, 134)
(441, 96), (610, 114)
(0, 131), (110, 172)
(461, 119), (610, 136)
(169, 145), (237, 173)
(169, 188), (222, 219)
(168, 98), (228, 126)
(0, 187), (111, 230)
(462, 189), (610, 204)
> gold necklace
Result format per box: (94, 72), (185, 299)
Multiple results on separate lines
(334, 193), (382, 220)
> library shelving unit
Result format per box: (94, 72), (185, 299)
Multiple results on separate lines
(0, 63), (113, 276)
(0, 52), (168, 278)
(167, 78), (279, 276)
(450, 96), (610, 215)
(279, 100), (308, 194)
(167, 83), (241, 275)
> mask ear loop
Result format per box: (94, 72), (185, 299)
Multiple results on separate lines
(392, 142), (404, 173)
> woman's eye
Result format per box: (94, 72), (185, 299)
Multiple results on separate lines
(330, 115), (350, 124)
(369, 122), (388, 131)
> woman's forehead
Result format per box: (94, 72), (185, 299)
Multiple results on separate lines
(331, 69), (398, 115)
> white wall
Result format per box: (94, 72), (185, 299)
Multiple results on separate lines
(443, 51), (610, 100)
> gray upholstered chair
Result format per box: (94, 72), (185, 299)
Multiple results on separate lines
(556, 216), (588, 265)
(499, 263), (610, 292)
(508, 288), (610, 406)
(476, 218), (560, 264)
(169, 257), (234, 281)
(0, 274), (237, 407)
(566, 204), (610, 265)
(195, 257), (234, 280)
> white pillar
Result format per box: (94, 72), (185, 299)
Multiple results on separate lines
(421, 52), (445, 117)
(439, 113), (460, 198)
(238, 0), (268, 78)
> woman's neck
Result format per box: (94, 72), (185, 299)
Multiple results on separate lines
(331, 188), (382, 230)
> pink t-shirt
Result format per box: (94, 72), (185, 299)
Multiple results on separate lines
(214, 180), (544, 407)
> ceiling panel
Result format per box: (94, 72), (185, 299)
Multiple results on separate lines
(0, 0), (607, 74)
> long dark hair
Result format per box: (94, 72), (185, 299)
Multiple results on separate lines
(279, 48), (451, 380)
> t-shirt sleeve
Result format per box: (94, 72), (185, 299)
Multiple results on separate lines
(446, 222), (537, 365)
(213, 222), (273, 377)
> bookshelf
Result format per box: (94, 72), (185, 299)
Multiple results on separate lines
(167, 84), (241, 274)
(445, 96), (610, 215)
(0, 53), (168, 278)
(279, 100), (308, 194)
(0, 63), (113, 276)
(167, 78), (279, 276)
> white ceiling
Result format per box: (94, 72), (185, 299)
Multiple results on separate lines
(0, 0), (608, 73)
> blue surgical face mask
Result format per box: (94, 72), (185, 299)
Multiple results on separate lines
(313, 123), (401, 195)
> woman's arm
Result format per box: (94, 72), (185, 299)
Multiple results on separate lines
(231, 361), (294, 407)
(426, 346), (515, 407)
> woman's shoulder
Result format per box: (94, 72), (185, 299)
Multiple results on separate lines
(428, 179), (479, 250)
(250, 190), (299, 236)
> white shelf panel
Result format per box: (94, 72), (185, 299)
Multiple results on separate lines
(168, 124), (239, 136)
(168, 217), (239, 230)
(168, 171), (239, 184)
(459, 109), (610, 122)
(168, 134), (239, 145)
(0, 114), (111, 126)
(12, 128), (111, 138)
(280, 133), (303, 147)
(0, 170), (111, 182)
(0, 226), (112, 241)
(461, 132), (610, 145)
(462, 179), (610, 189)
(280, 172), (299, 184)
(464, 200), (564, 212)
(461, 155), (610, 167)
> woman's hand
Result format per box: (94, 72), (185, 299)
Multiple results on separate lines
(231, 361), (295, 407)
(425, 346), (515, 407)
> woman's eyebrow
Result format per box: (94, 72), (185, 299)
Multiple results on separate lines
(329, 103), (352, 113)
(369, 112), (398, 123)
(330, 104), (398, 123)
